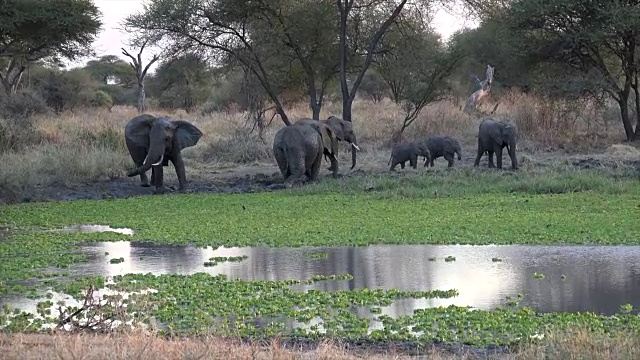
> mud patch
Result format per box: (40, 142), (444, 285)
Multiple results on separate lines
(2, 150), (638, 205)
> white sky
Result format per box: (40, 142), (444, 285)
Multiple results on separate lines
(80, 0), (477, 71)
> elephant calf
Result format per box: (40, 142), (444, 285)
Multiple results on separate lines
(423, 135), (462, 168)
(388, 142), (431, 171)
(474, 118), (518, 170)
(272, 122), (338, 185)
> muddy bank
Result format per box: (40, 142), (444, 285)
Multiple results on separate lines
(1, 150), (638, 205)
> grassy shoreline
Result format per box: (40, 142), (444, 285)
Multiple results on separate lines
(2, 168), (640, 355)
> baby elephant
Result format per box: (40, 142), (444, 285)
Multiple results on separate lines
(388, 142), (431, 171)
(423, 135), (462, 168)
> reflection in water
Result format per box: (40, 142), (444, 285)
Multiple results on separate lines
(54, 224), (135, 235)
(4, 243), (640, 317)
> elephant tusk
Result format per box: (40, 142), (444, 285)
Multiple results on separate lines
(351, 143), (360, 151)
(143, 153), (149, 164)
(152, 155), (164, 166)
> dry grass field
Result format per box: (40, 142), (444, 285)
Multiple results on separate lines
(0, 90), (637, 204)
(2, 328), (640, 360)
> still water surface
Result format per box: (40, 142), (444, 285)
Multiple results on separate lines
(4, 241), (640, 317)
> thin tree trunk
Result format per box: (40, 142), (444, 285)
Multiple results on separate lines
(633, 72), (640, 141)
(137, 81), (146, 113)
(618, 96), (634, 141)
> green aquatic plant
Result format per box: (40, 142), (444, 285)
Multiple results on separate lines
(304, 252), (329, 259)
(492, 257), (503, 262)
(204, 255), (249, 267)
(620, 304), (633, 314)
(109, 257), (125, 264)
(444, 256), (456, 262)
(533, 272), (545, 279)
(3, 272), (639, 348)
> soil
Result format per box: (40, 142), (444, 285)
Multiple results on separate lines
(3, 148), (639, 205)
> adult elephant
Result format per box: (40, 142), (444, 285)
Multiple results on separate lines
(125, 114), (203, 194)
(473, 118), (518, 170)
(296, 116), (360, 171)
(272, 121), (338, 185)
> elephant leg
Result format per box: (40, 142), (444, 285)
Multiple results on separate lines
(410, 155), (418, 169)
(400, 162), (405, 169)
(390, 158), (397, 171)
(171, 154), (187, 191)
(152, 165), (165, 194)
(274, 149), (289, 180)
(495, 145), (503, 169)
(308, 153), (323, 182)
(285, 151), (306, 186)
(508, 145), (518, 170)
(444, 153), (454, 168)
(474, 145), (483, 167)
(487, 151), (495, 168)
(326, 152), (339, 178)
(423, 157), (429, 167)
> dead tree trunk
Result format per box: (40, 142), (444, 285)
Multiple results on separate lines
(122, 41), (159, 113)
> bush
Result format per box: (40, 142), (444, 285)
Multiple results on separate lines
(0, 90), (50, 120)
(358, 70), (389, 103)
(0, 116), (41, 153)
(92, 90), (113, 108)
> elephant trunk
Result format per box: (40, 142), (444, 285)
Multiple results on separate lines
(127, 142), (165, 177)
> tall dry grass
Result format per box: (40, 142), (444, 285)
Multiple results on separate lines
(2, 328), (640, 359)
(0, 92), (630, 202)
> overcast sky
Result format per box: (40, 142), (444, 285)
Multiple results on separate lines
(85, 0), (476, 70)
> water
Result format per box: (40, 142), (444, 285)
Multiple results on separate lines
(4, 241), (640, 317)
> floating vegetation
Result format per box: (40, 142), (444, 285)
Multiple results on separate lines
(304, 273), (353, 284)
(620, 304), (634, 314)
(533, 272), (545, 279)
(204, 255), (248, 267)
(561, 274), (567, 280)
(444, 256), (456, 262)
(304, 252), (329, 259)
(492, 257), (503, 262)
(2, 273), (640, 348)
(109, 257), (124, 264)
(428, 257), (436, 261)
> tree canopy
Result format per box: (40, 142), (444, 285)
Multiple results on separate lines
(0, 0), (102, 95)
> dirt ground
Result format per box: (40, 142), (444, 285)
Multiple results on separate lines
(4, 146), (640, 205)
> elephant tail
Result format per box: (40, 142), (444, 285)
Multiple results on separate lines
(387, 153), (393, 166)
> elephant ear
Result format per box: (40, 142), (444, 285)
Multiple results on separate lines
(325, 116), (346, 140)
(318, 124), (338, 156)
(172, 120), (203, 149)
(125, 114), (157, 148)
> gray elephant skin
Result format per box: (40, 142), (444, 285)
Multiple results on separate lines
(388, 142), (431, 171)
(423, 135), (462, 168)
(315, 116), (360, 170)
(295, 117), (360, 173)
(272, 121), (338, 185)
(125, 114), (203, 194)
(473, 118), (518, 170)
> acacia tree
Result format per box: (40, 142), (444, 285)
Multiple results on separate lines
(258, 0), (342, 120)
(506, 0), (640, 140)
(123, 0), (294, 125)
(336, 0), (421, 122)
(84, 55), (136, 87)
(376, 22), (464, 139)
(0, 0), (101, 96)
(152, 53), (212, 112)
